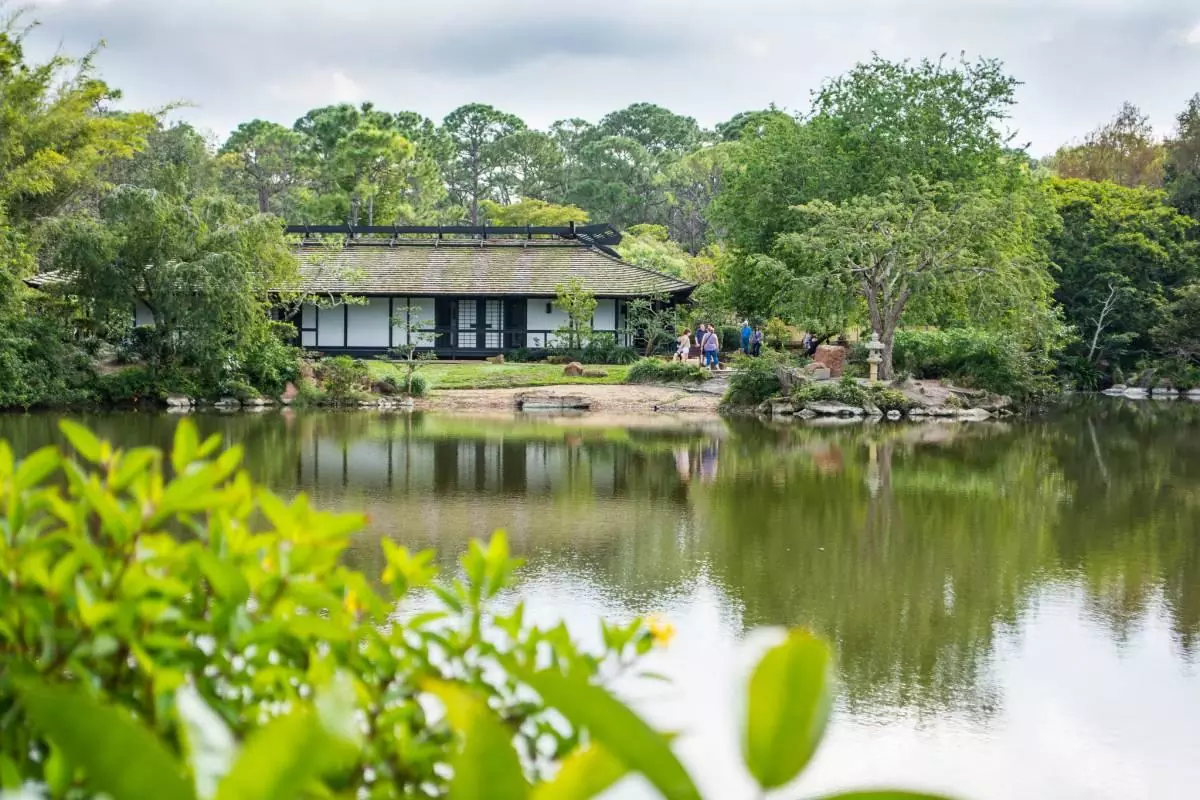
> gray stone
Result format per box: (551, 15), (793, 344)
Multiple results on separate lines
(214, 397), (241, 409)
(886, 410), (903, 421)
(928, 406), (957, 417)
(768, 399), (794, 417)
(516, 393), (591, 411)
(804, 401), (865, 417)
(243, 397), (274, 407)
(908, 407), (928, 417)
(794, 408), (818, 420)
(1102, 384), (1127, 397)
(802, 365), (831, 381)
(1123, 388), (1148, 399)
(955, 408), (993, 421)
(862, 402), (883, 418)
(165, 394), (193, 408)
(1187, 389), (1200, 399)
(1151, 387), (1180, 397)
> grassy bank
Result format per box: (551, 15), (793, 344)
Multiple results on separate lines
(367, 361), (631, 390)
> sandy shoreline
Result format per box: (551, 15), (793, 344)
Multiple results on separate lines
(413, 383), (722, 415)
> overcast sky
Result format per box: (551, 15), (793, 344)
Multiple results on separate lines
(22, 0), (1200, 155)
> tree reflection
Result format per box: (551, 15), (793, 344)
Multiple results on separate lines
(3, 403), (1198, 717)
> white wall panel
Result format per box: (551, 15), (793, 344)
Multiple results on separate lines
(392, 297), (437, 347)
(346, 297), (391, 348)
(317, 304), (346, 348)
(525, 299), (571, 348)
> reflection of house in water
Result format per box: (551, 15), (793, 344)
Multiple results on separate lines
(294, 433), (695, 503)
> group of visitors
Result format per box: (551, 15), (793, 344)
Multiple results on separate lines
(674, 320), (774, 368)
(675, 324), (723, 369)
(740, 320), (765, 357)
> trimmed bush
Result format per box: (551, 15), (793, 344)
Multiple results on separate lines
(792, 378), (870, 407)
(723, 354), (783, 406)
(625, 358), (711, 384)
(893, 328), (1047, 398)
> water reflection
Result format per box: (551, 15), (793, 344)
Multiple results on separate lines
(3, 403), (1200, 798)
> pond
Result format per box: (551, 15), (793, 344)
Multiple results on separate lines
(2, 401), (1199, 799)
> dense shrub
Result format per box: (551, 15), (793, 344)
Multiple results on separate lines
(792, 377), (871, 407)
(723, 353), (783, 406)
(237, 326), (301, 396)
(407, 370), (429, 397)
(321, 356), (370, 405)
(505, 341), (639, 365)
(719, 325), (741, 351)
(0, 311), (95, 409)
(893, 328), (1049, 398)
(90, 367), (168, 405)
(626, 358), (711, 384)
(869, 385), (914, 412)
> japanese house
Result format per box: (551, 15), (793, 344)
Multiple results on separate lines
(287, 223), (693, 357)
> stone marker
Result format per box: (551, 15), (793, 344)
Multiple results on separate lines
(813, 345), (847, 378)
(563, 362), (585, 377)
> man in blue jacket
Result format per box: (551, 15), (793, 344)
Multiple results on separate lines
(740, 320), (752, 355)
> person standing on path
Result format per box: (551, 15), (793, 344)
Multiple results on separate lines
(750, 326), (764, 357)
(740, 320), (752, 355)
(702, 324), (720, 370)
(676, 328), (692, 362)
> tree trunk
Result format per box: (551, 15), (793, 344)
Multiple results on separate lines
(257, 185), (270, 214)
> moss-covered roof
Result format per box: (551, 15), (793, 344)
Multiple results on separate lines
(296, 240), (693, 297)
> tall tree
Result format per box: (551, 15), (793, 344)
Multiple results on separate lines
(783, 175), (1052, 378)
(0, 20), (154, 408)
(107, 121), (216, 199)
(549, 118), (596, 200)
(1050, 102), (1166, 188)
(1165, 94), (1200, 221)
(219, 119), (308, 214)
(1048, 177), (1199, 373)
(596, 103), (704, 159)
(715, 107), (792, 141)
(51, 187), (299, 389)
(715, 54), (1049, 346)
(491, 129), (563, 203)
(659, 143), (736, 253)
(570, 135), (661, 228)
(441, 103), (525, 224)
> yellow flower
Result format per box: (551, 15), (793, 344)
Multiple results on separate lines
(381, 564), (396, 585)
(645, 614), (676, 648)
(344, 588), (362, 617)
(263, 555), (275, 572)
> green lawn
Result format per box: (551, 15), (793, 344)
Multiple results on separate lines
(367, 360), (631, 390)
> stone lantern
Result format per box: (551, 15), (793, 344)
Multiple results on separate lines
(866, 332), (885, 382)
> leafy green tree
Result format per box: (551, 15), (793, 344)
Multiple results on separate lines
(549, 117), (596, 200)
(596, 102), (704, 159)
(571, 135), (662, 228)
(1050, 102), (1166, 188)
(1165, 93), (1200, 220)
(108, 122), (217, 199)
(715, 106), (793, 141)
(0, 19), (155, 407)
(218, 119), (309, 214)
(479, 198), (588, 227)
(441, 103), (526, 224)
(1152, 282), (1200, 374)
(491, 129), (563, 203)
(50, 187), (300, 392)
(659, 143), (736, 252)
(624, 294), (682, 357)
(553, 277), (598, 349)
(784, 175), (1053, 378)
(1049, 177), (1200, 373)
(716, 54), (1053, 353)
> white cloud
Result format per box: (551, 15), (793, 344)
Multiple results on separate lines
(1185, 21), (1200, 45)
